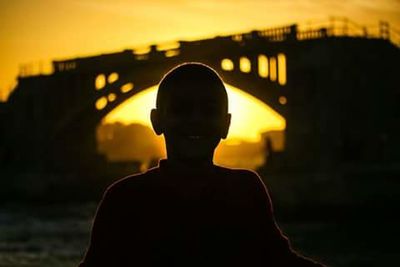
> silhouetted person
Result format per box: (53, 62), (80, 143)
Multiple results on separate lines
(79, 63), (324, 266)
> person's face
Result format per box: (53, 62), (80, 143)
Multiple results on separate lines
(157, 83), (230, 162)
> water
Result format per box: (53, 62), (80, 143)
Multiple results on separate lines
(0, 203), (397, 267)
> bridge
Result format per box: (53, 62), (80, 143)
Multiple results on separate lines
(1, 18), (399, 187)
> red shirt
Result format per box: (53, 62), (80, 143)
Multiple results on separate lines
(80, 160), (323, 267)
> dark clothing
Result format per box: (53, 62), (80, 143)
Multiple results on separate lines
(80, 160), (323, 267)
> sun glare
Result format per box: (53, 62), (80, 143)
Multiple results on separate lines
(103, 84), (286, 142)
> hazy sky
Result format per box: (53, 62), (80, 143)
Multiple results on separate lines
(1, 0), (399, 100)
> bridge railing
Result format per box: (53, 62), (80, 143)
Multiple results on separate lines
(256, 25), (297, 42)
(18, 61), (53, 78)
(296, 17), (400, 47)
(18, 18), (399, 78)
(296, 28), (328, 40)
(227, 17), (400, 47)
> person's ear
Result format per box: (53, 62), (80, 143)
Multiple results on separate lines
(150, 109), (163, 135)
(221, 113), (231, 139)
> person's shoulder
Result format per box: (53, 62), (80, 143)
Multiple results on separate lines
(214, 165), (263, 185)
(105, 166), (161, 196)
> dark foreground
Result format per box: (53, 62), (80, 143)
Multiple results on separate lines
(0, 202), (398, 267)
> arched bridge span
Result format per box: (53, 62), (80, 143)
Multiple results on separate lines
(2, 20), (400, 175)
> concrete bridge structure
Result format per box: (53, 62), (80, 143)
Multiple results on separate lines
(1, 19), (399, 182)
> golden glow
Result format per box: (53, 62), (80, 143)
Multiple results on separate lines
(95, 97), (107, 110)
(258, 55), (268, 78)
(104, 84), (285, 142)
(277, 53), (287, 85)
(262, 130), (285, 151)
(133, 47), (151, 55)
(108, 72), (119, 84)
(232, 35), (243, 42)
(214, 139), (266, 169)
(269, 57), (277, 81)
(121, 83), (134, 93)
(95, 74), (106, 90)
(108, 93), (117, 102)
(239, 57), (251, 73)
(157, 42), (180, 51)
(1, 1), (399, 101)
(165, 49), (180, 57)
(279, 96), (287, 105)
(221, 58), (234, 71)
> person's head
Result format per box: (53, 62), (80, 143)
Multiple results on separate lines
(151, 62), (231, 164)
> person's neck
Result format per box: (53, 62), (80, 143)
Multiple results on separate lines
(166, 156), (213, 169)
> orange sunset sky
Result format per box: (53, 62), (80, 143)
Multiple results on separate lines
(1, 0), (399, 101)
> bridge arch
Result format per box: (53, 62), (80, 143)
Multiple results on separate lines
(4, 20), (399, 177)
(88, 52), (289, 128)
(101, 83), (286, 139)
(97, 81), (287, 170)
(76, 56), (290, 169)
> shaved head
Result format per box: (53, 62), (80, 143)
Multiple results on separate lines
(151, 62), (231, 163)
(156, 62), (228, 114)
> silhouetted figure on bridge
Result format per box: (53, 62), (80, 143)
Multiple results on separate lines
(79, 63), (324, 266)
